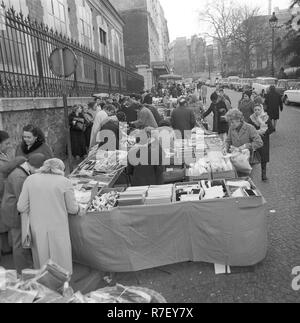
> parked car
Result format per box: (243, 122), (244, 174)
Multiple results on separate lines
(222, 78), (229, 88)
(276, 79), (300, 97)
(228, 76), (240, 90)
(238, 78), (253, 92)
(283, 84), (300, 105)
(252, 77), (278, 96)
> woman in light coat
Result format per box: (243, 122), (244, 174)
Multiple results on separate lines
(17, 159), (79, 274)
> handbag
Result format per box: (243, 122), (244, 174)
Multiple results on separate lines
(75, 121), (86, 132)
(249, 150), (261, 165)
(21, 213), (32, 249)
(230, 149), (252, 176)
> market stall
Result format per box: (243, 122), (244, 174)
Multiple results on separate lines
(68, 128), (266, 273)
(69, 178), (267, 273)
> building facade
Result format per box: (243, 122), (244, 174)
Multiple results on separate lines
(0, 0), (144, 97)
(2, 0), (126, 66)
(169, 35), (207, 78)
(110, 0), (170, 90)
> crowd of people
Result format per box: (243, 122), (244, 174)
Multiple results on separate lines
(0, 81), (284, 275)
(203, 84), (284, 181)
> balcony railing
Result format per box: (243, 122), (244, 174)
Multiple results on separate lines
(0, 4), (144, 98)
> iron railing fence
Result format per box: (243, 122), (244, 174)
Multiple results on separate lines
(0, 4), (144, 98)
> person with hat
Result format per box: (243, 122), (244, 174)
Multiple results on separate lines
(1, 153), (47, 273)
(17, 158), (80, 273)
(171, 97), (197, 138)
(238, 90), (255, 123)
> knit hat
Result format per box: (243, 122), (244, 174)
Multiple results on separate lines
(245, 90), (253, 98)
(28, 153), (47, 169)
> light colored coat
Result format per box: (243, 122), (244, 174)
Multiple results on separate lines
(226, 122), (264, 152)
(17, 173), (79, 274)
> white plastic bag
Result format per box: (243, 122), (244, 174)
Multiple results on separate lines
(230, 149), (252, 175)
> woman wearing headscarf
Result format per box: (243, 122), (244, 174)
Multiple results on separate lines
(249, 105), (275, 181)
(17, 159), (79, 273)
(16, 125), (53, 160)
(0, 131), (27, 259)
(69, 105), (87, 160)
(264, 85), (283, 131)
(238, 91), (255, 123)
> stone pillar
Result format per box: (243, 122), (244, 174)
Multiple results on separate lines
(136, 65), (153, 91)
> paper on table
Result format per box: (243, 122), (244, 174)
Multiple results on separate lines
(227, 181), (251, 189)
(214, 264), (231, 275)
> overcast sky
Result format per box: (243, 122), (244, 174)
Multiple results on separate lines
(160, 0), (292, 41)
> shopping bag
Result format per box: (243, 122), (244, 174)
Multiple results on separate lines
(21, 214), (32, 249)
(249, 150), (261, 165)
(230, 149), (252, 175)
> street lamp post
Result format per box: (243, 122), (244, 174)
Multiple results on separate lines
(269, 12), (279, 77)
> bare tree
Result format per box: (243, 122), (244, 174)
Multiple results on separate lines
(230, 6), (270, 76)
(199, 0), (237, 76)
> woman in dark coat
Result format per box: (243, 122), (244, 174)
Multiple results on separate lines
(83, 105), (94, 152)
(264, 85), (283, 131)
(16, 125), (53, 160)
(127, 128), (165, 186)
(249, 104), (275, 181)
(202, 92), (228, 137)
(69, 105), (87, 160)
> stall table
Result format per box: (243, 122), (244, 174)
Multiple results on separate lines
(69, 193), (267, 273)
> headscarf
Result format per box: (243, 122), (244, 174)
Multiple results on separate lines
(250, 105), (269, 129)
(38, 158), (65, 176)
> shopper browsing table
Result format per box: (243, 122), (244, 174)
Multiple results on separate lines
(17, 159), (80, 274)
(171, 97), (197, 138)
(130, 104), (158, 129)
(225, 109), (263, 177)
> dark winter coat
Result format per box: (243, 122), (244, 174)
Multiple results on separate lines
(128, 141), (165, 187)
(202, 101), (228, 134)
(249, 115), (275, 163)
(16, 142), (53, 160)
(265, 91), (283, 121)
(171, 106), (197, 138)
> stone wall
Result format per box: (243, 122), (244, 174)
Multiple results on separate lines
(0, 97), (92, 159)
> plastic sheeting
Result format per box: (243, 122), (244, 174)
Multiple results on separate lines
(69, 196), (267, 273)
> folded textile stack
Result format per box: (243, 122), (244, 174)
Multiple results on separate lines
(118, 187), (148, 207)
(145, 185), (173, 205)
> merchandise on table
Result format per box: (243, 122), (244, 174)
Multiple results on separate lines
(207, 151), (236, 180)
(225, 178), (261, 198)
(175, 180), (230, 202)
(72, 150), (127, 178)
(186, 158), (211, 180)
(88, 191), (120, 212)
(118, 186), (148, 207)
(145, 184), (174, 205)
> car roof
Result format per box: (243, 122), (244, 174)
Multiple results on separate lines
(256, 77), (277, 80)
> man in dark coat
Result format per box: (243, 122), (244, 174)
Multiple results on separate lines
(264, 85), (283, 131)
(171, 98), (197, 139)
